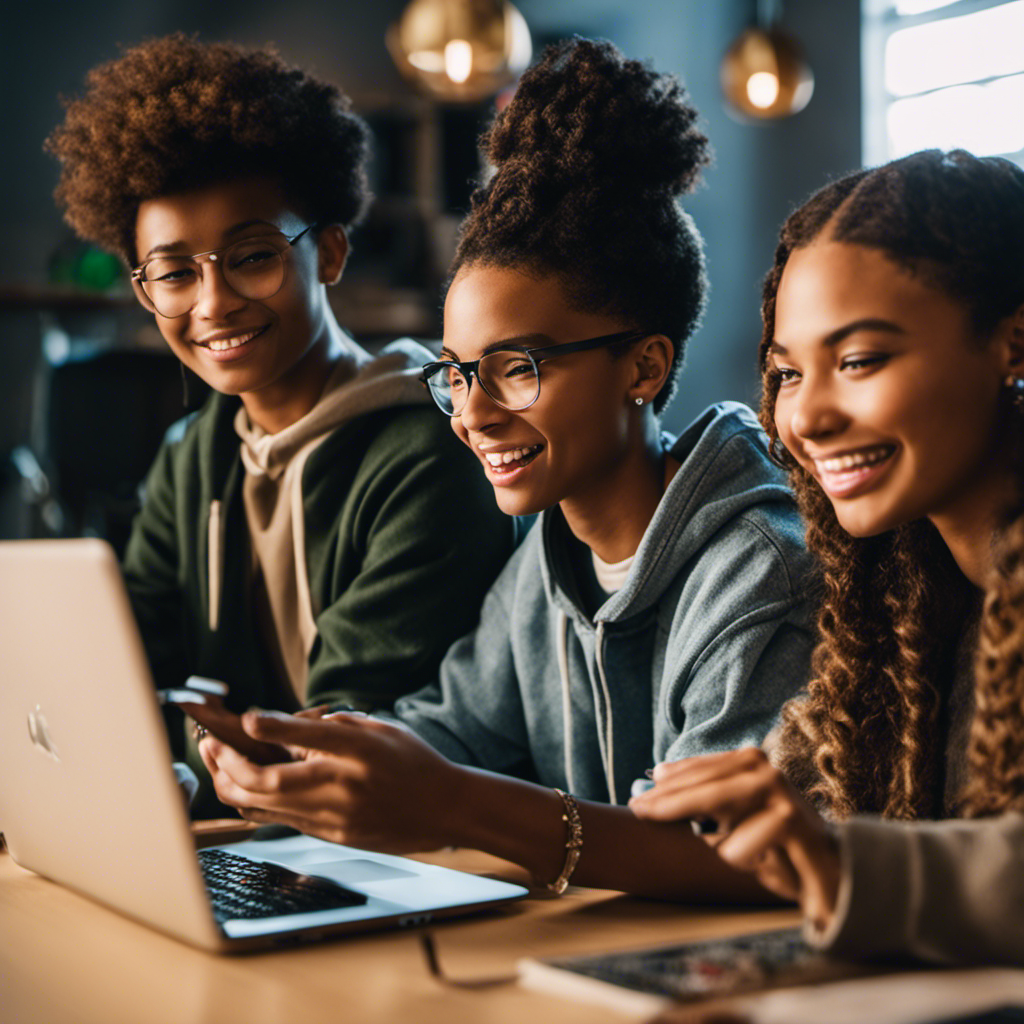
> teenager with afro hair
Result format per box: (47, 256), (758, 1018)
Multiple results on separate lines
(47, 34), (517, 816)
(199, 38), (817, 901)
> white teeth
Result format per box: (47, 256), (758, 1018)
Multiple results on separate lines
(818, 447), (893, 473)
(483, 445), (539, 467)
(201, 330), (257, 351)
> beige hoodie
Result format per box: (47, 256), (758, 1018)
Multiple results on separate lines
(233, 337), (430, 700)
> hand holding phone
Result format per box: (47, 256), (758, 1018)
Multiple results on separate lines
(157, 678), (290, 765)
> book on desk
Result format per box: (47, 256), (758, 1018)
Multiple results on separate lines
(517, 925), (877, 1018)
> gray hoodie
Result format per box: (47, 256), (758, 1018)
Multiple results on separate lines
(393, 402), (817, 803)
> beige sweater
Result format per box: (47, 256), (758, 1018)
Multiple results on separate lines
(807, 617), (1024, 965)
(814, 810), (1024, 964)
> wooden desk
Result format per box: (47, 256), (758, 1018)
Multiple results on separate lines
(0, 831), (800, 1024)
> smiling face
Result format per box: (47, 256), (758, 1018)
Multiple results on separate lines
(442, 265), (650, 518)
(134, 176), (346, 430)
(770, 239), (1014, 539)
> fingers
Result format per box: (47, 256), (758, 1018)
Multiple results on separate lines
(294, 705), (333, 720)
(206, 760), (347, 823)
(197, 733), (221, 779)
(714, 806), (840, 920)
(632, 757), (785, 829)
(241, 708), (390, 753)
(649, 747), (770, 788)
(782, 825), (842, 929)
(711, 805), (802, 900)
(631, 748), (839, 916)
(199, 736), (263, 811)
(713, 801), (797, 869)
(198, 740), (357, 829)
(204, 736), (365, 793)
(637, 748), (774, 821)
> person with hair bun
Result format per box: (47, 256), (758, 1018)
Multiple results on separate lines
(200, 39), (816, 898)
(46, 34), (516, 815)
(633, 149), (1024, 962)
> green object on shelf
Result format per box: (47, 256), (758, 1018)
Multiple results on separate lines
(48, 240), (123, 292)
(76, 248), (122, 290)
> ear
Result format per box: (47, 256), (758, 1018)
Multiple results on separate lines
(316, 225), (349, 285)
(627, 334), (674, 408)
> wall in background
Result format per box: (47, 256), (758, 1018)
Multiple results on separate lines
(0, 0), (861, 530)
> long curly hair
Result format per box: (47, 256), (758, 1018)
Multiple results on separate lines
(759, 150), (1024, 819)
(46, 33), (371, 262)
(449, 37), (712, 413)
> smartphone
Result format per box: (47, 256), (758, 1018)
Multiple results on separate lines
(158, 680), (290, 765)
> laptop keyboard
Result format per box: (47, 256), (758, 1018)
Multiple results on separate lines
(198, 848), (368, 923)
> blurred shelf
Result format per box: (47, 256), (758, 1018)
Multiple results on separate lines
(330, 282), (440, 339)
(0, 284), (441, 339)
(0, 285), (135, 311)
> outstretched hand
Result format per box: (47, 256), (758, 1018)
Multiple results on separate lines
(629, 748), (841, 931)
(198, 711), (466, 854)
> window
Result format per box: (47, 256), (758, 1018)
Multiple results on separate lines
(862, 0), (1024, 167)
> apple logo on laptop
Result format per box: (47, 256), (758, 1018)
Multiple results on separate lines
(27, 706), (60, 762)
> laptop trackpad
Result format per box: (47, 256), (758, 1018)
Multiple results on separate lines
(298, 858), (418, 884)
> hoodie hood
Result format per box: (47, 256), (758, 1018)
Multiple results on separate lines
(236, 336), (431, 481)
(539, 401), (802, 803)
(542, 401), (794, 626)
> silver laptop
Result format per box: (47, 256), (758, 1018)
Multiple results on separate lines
(0, 538), (527, 952)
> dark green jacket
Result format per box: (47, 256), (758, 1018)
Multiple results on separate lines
(123, 392), (516, 812)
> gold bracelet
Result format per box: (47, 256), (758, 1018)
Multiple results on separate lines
(546, 788), (583, 895)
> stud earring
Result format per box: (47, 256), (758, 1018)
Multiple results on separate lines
(634, 397), (644, 407)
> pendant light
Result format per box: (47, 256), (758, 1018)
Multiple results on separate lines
(721, 0), (814, 120)
(387, 0), (532, 103)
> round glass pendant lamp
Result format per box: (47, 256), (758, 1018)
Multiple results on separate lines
(387, 0), (532, 102)
(720, 4), (813, 120)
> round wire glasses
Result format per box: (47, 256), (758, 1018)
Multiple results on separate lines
(419, 330), (646, 416)
(130, 226), (316, 318)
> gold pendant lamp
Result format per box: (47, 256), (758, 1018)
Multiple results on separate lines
(721, 0), (814, 120)
(387, 0), (533, 102)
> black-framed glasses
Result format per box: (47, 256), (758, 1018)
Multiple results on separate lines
(130, 225), (317, 318)
(419, 329), (646, 417)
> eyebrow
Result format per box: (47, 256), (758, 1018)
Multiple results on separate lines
(769, 318), (906, 357)
(141, 219), (282, 260)
(439, 333), (556, 361)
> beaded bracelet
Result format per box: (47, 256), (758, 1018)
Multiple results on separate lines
(546, 788), (583, 895)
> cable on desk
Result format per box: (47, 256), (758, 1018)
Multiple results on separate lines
(419, 931), (516, 990)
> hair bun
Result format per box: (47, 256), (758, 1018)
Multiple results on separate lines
(483, 37), (710, 199)
(450, 37), (711, 414)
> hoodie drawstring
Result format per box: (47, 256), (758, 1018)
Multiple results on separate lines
(557, 611), (578, 794)
(559, 611), (618, 805)
(594, 620), (618, 805)
(207, 499), (222, 631)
